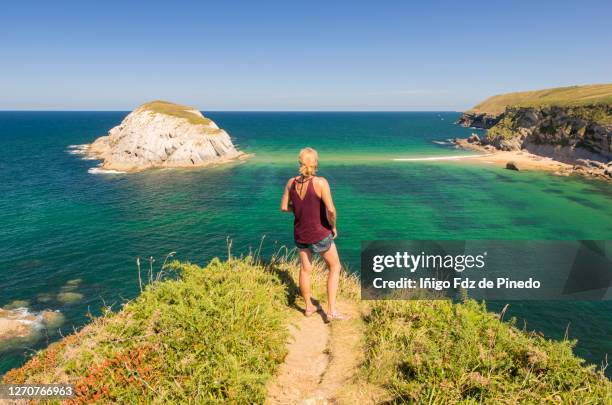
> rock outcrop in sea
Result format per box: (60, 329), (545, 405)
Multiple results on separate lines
(0, 307), (64, 350)
(86, 101), (246, 172)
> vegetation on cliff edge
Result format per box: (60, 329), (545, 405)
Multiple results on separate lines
(469, 84), (612, 116)
(138, 100), (212, 125)
(3, 253), (610, 404)
(484, 104), (612, 142)
(3, 258), (289, 403)
(362, 299), (611, 404)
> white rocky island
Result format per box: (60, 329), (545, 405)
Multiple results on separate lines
(86, 100), (246, 172)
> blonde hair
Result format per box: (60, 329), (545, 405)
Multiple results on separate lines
(298, 147), (318, 177)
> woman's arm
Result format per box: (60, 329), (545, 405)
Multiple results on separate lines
(319, 177), (337, 238)
(280, 178), (294, 212)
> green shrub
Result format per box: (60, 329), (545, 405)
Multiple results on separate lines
(363, 299), (611, 404)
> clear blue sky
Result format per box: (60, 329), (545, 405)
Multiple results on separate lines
(1, 0), (610, 111)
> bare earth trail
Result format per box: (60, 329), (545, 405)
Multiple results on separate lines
(266, 302), (372, 404)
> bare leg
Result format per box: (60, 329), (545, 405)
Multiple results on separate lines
(321, 243), (341, 314)
(298, 248), (317, 313)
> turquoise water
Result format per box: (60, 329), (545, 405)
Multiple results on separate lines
(0, 111), (611, 375)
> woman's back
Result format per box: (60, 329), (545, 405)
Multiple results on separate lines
(289, 176), (332, 244)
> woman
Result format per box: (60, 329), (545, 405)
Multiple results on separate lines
(280, 147), (346, 320)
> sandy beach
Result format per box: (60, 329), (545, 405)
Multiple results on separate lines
(451, 139), (576, 175)
(394, 140), (575, 175)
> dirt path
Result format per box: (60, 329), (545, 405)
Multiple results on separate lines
(266, 302), (364, 404)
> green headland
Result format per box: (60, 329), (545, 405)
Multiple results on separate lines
(456, 84), (612, 180)
(4, 254), (610, 403)
(469, 84), (612, 118)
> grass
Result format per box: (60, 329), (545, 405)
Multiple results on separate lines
(3, 257), (290, 404)
(3, 250), (611, 404)
(485, 114), (517, 140)
(469, 84), (612, 116)
(361, 299), (611, 404)
(138, 100), (212, 125)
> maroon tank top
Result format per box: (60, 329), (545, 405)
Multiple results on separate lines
(289, 177), (332, 244)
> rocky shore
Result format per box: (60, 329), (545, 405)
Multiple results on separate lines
(456, 112), (501, 129)
(0, 307), (64, 349)
(86, 101), (248, 172)
(456, 100), (612, 181)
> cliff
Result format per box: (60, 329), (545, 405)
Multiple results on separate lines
(457, 85), (612, 179)
(87, 101), (246, 172)
(483, 105), (612, 159)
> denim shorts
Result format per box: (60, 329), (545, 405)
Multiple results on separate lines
(295, 233), (334, 254)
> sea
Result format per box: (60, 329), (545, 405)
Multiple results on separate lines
(0, 111), (610, 375)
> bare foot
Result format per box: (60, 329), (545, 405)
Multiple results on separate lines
(328, 311), (349, 321)
(304, 306), (318, 317)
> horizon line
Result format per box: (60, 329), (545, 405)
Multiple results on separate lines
(0, 109), (464, 113)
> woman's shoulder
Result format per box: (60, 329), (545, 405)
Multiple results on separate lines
(314, 176), (329, 186)
(286, 176), (298, 188)
(312, 176), (329, 194)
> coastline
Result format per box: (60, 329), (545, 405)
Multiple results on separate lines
(4, 111), (612, 383)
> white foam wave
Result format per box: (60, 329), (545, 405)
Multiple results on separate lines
(0, 307), (43, 330)
(66, 144), (89, 155)
(8, 307), (32, 316)
(1, 307), (64, 350)
(88, 167), (126, 174)
(393, 154), (491, 162)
